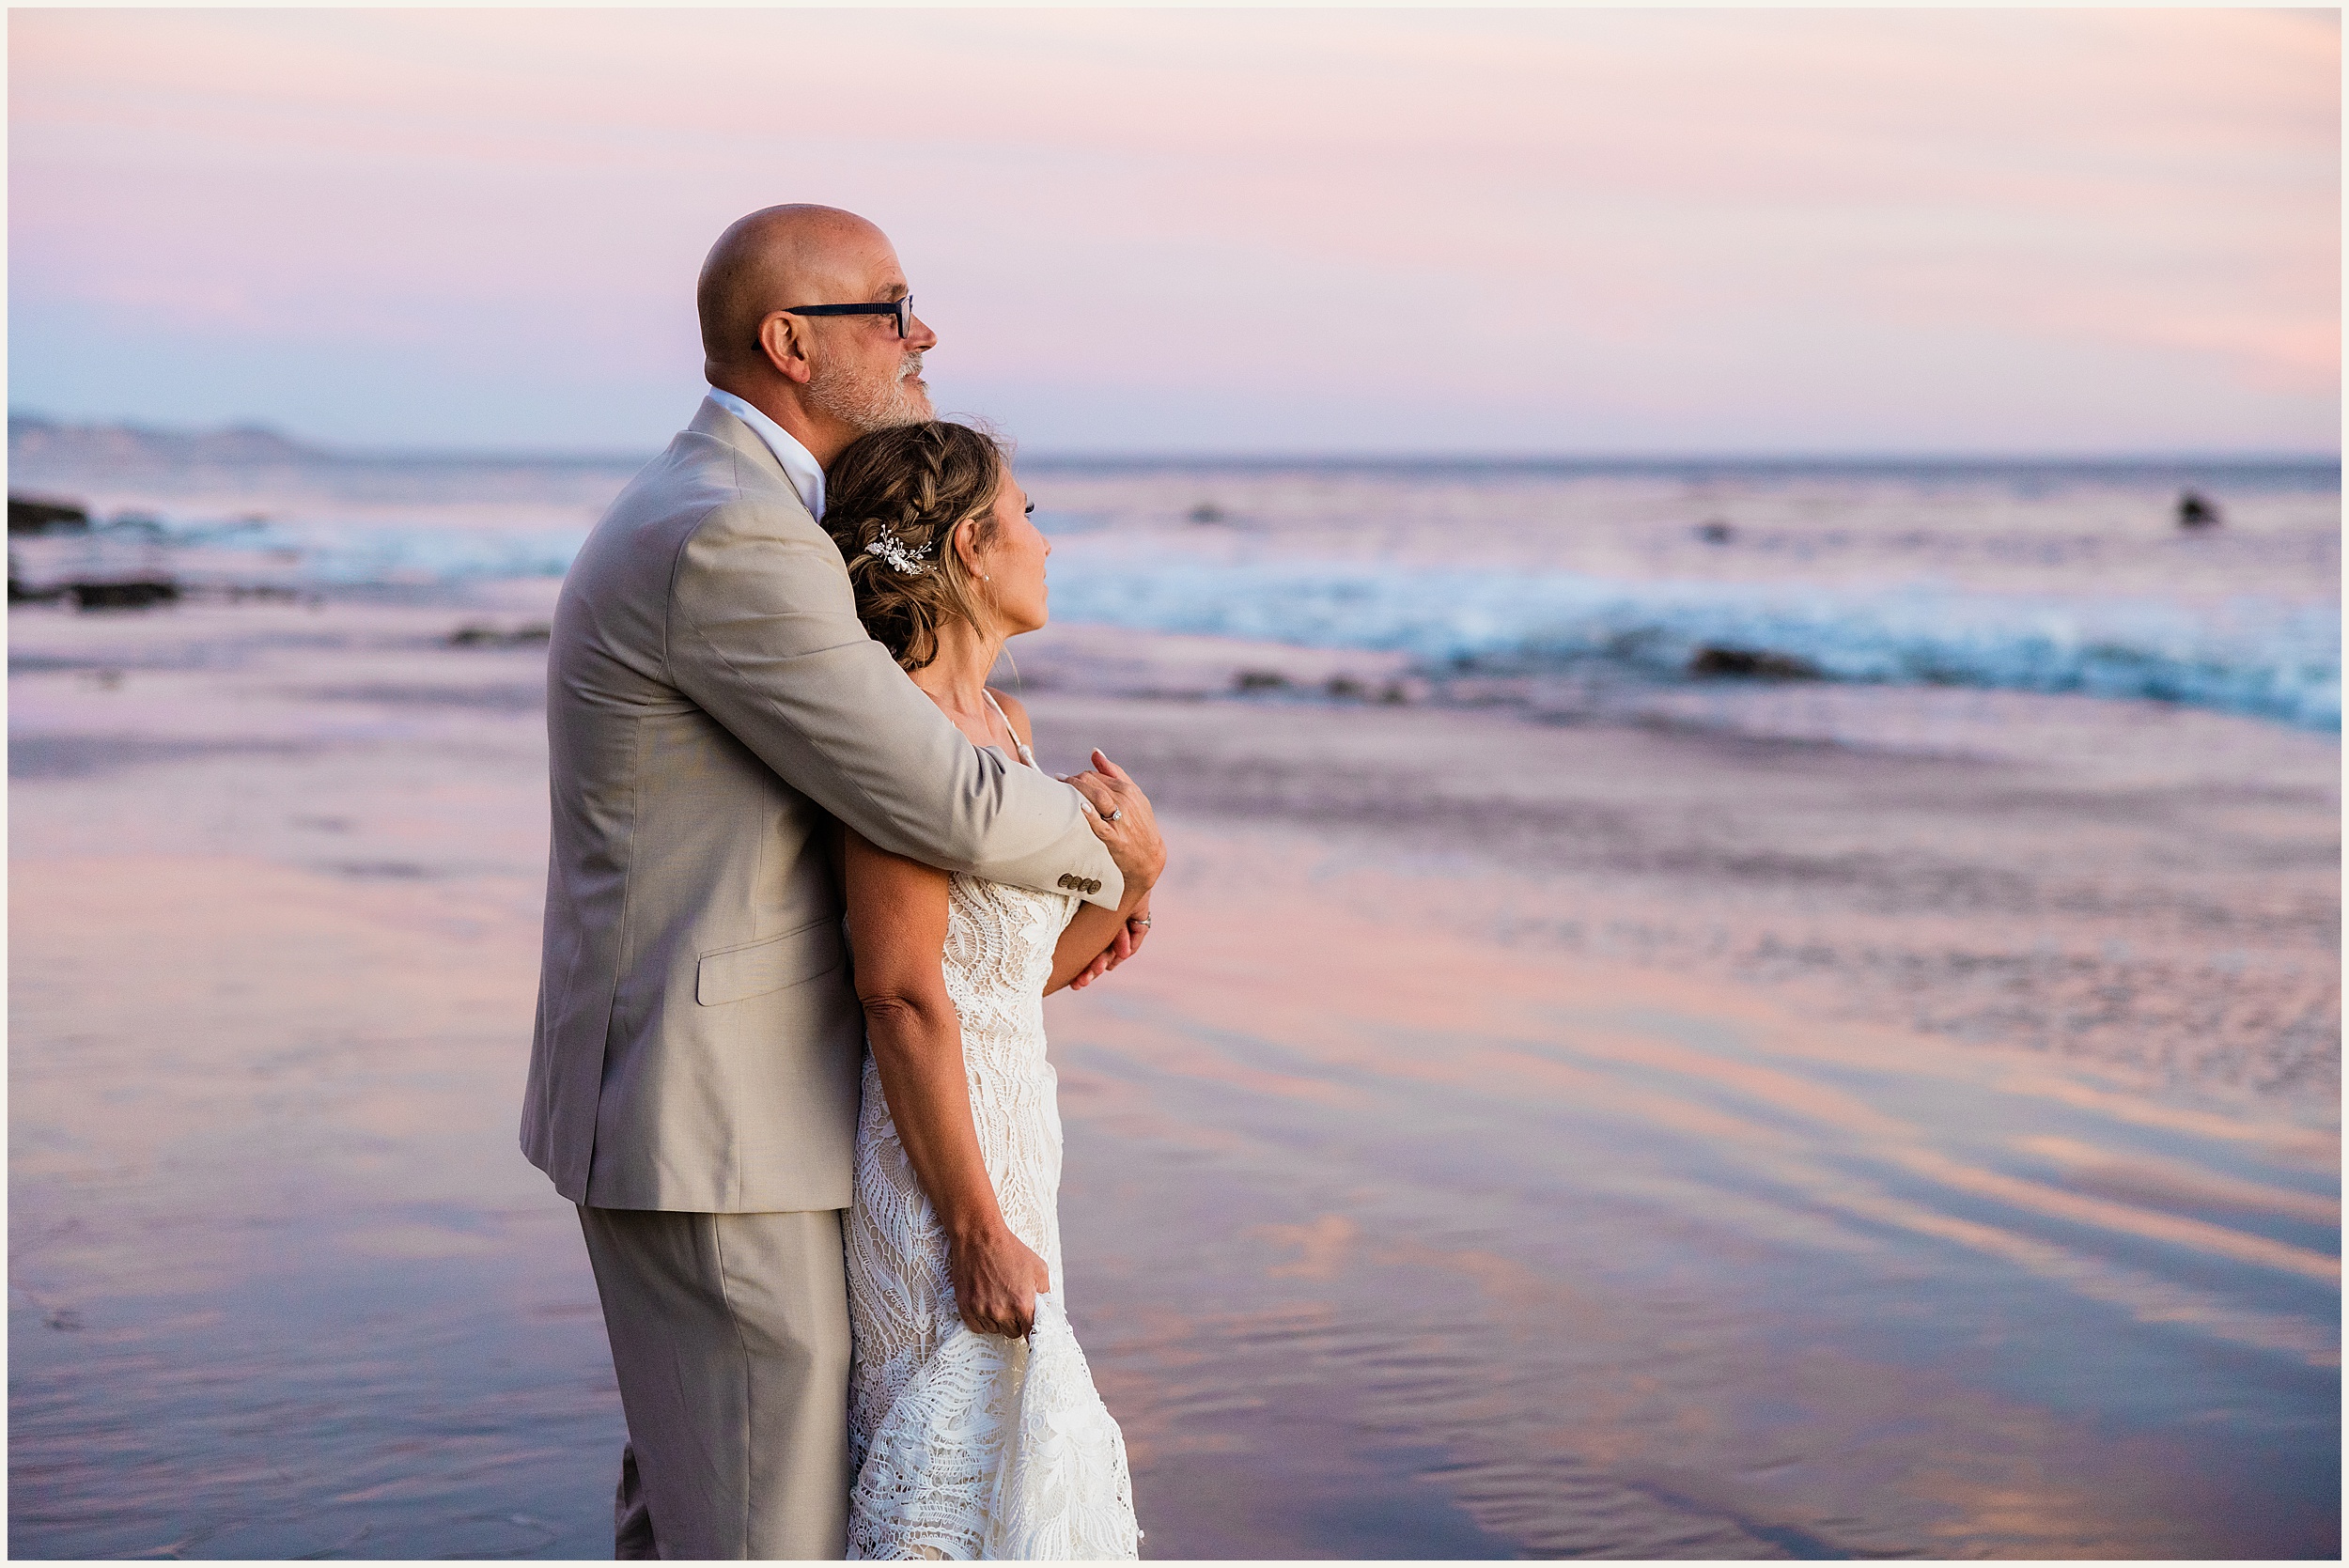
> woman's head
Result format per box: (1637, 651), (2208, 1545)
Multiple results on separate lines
(823, 420), (1051, 671)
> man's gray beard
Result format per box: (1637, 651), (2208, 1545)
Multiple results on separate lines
(807, 350), (929, 433)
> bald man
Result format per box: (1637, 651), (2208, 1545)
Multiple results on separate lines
(522, 206), (1159, 1559)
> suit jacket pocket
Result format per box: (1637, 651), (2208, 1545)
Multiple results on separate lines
(695, 918), (845, 1007)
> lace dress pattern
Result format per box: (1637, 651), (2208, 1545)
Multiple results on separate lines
(844, 872), (1141, 1560)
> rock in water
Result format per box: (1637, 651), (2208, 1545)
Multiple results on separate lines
(447, 623), (552, 647)
(70, 581), (179, 611)
(1688, 644), (1822, 680)
(9, 493), (90, 535)
(2177, 489), (2220, 529)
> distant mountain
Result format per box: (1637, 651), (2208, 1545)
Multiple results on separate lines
(6, 414), (657, 480)
(8, 413), (332, 468)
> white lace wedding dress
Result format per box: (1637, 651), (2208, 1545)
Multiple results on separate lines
(843, 777), (1141, 1560)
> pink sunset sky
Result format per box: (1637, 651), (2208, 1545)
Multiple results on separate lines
(8, 7), (2340, 455)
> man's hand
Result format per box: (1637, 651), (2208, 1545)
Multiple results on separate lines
(948, 1221), (1052, 1338)
(1067, 901), (1151, 990)
(1061, 750), (1166, 892)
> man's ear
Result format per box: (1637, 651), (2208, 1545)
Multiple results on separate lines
(757, 312), (812, 384)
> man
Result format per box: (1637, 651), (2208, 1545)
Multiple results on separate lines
(521, 205), (1160, 1559)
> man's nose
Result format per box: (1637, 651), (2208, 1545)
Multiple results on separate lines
(907, 311), (939, 350)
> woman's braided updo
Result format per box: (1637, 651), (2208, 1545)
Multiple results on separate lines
(822, 420), (1008, 672)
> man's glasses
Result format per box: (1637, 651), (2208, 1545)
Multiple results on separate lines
(783, 297), (914, 338)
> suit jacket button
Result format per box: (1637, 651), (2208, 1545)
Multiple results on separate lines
(1087, 878), (1101, 894)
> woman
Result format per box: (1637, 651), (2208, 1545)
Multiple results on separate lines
(822, 420), (1156, 1560)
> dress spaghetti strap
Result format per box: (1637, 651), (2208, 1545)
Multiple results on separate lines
(981, 689), (1037, 768)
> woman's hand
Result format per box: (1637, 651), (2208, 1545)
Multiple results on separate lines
(1061, 750), (1165, 893)
(1054, 751), (1163, 991)
(948, 1222), (1052, 1338)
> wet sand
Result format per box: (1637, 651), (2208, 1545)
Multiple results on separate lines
(9, 591), (2339, 1558)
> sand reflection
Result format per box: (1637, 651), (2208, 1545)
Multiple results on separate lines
(9, 596), (2338, 1558)
(1048, 824), (2338, 1555)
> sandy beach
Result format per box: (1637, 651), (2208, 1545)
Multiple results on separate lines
(8, 583), (2336, 1558)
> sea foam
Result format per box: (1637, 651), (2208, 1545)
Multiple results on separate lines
(1041, 543), (2341, 731)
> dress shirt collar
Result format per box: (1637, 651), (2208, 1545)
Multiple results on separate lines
(705, 387), (825, 521)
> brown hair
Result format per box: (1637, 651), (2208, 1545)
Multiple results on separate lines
(823, 420), (1007, 672)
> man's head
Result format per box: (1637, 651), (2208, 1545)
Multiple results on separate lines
(696, 205), (940, 461)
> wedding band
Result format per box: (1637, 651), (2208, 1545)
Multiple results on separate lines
(1136, 915), (1152, 928)
(1104, 809), (1123, 823)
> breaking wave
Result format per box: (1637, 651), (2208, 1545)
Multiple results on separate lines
(1041, 546), (2341, 731)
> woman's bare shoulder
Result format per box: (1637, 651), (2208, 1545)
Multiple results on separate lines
(987, 687), (1035, 748)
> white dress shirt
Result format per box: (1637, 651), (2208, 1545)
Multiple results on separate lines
(705, 387), (825, 521)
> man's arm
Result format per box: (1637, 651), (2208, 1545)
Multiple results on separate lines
(666, 500), (1133, 907)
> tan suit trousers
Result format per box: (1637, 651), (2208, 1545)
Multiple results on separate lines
(577, 1205), (850, 1560)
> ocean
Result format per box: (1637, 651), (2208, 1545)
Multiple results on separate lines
(9, 427), (2339, 731)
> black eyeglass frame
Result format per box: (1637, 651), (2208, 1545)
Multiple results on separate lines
(781, 298), (913, 338)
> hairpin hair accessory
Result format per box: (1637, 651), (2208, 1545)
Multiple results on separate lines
(863, 526), (935, 576)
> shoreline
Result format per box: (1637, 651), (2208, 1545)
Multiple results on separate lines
(11, 590), (2338, 1109)
(1001, 616), (2341, 1110)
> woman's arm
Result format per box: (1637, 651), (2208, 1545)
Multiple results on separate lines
(841, 827), (1051, 1337)
(1049, 894), (1149, 996)
(988, 691), (1160, 996)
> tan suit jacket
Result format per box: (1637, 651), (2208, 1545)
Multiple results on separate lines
(521, 398), (1121, 1213)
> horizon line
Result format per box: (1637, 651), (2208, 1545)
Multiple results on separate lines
(7, 411), (2340, 471)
